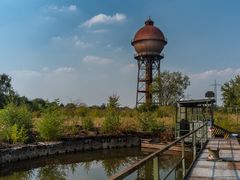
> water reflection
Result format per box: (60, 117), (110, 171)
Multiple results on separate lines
(128, 151), (192, 180)
(0, 148), (190, 180)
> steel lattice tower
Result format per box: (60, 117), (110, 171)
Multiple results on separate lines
(131, 18), (167, 107)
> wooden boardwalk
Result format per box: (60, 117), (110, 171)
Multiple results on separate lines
(187, 138), (240, 180)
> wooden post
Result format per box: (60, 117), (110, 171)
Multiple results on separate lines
(153, 157), (159, 180)
(181, 139), (186, 178)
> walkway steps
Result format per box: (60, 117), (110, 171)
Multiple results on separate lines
(187, 138), (240, 180)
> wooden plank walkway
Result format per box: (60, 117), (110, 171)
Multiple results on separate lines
(187, 138), (240, 180)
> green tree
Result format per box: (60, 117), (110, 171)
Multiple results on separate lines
(221, 75), (240, 106)
(152, 71), (190, 106)
(0, 74), (15, 108)
(30, 98), (47, 111)
(102, 94), (121, 134)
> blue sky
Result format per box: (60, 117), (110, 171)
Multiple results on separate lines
(0, 0), (240, 106)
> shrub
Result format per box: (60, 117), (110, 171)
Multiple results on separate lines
(155, 106), (175, 118)
(76, 107), (88, 117)
(0, 104), (32, 143)
(102, 94), (121, 134)
(138, 111), (165, 133)
(0, 103), (32, 129)
(102, 110), (120, 134)
(82, 115), (94, 131)
(0, 124), (28, 143)
(36, 107), (64, 141)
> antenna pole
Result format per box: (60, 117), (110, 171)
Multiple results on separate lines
(210, 80), (221, 106)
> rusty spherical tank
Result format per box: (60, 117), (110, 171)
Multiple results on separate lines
(131, 18), (167, 56)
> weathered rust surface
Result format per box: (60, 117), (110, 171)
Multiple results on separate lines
(132, 18), (166, 42)
(132, 18), (167, 56)
(187, 138), (240, 179)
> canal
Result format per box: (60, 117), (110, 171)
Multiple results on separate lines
(0, 147), (191, 180)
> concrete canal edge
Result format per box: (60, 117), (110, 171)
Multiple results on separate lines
(0, 135), (140, 164)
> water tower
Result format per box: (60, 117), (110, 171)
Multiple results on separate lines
(131, 17), (167, 107)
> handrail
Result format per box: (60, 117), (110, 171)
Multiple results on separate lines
(110, 122), (208, 180)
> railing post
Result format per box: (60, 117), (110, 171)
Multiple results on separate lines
(201, 125), (204, 149)
(153, 157), (159, 180)
(205, 123), (208, 141)
(193, 130), (196, 160)
(181, 139), (186, 178)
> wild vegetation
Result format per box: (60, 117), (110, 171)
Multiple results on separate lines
(0, 73), (184, 144)
(1, 72), (240, 145)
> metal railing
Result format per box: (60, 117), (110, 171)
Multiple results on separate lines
(110, 122), (208, 180)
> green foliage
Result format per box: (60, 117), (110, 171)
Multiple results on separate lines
(221, 75), (240, 107)
(90, 109), (105, 118)
(137, 104), (157, 112)
(102, 94), (121, 134)
(152, 71), (190, 106)
(0, 74), (16, 108)
(0, 103), (32, 129)
(82, 115), (94, 131)
(30, 98), (47, 111)
(0, 104), (31, 143)
(214, 112), (230, 130)
(76, 107), (88, 117)
(155, 106), (175, 118)
(36, 107), (64, 141)
(107, 94), (120, 109)
(138, 111), (165, 133)
(0, 124), (28, 143)
(102, 110), (121, 134)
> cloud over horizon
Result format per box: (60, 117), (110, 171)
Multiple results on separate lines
(187, 67), (240, 105)
(82, 56), (112, 64)
(7, 66), (240, 107)
(82, 13), (126, 27)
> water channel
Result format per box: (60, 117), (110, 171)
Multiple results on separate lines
(0, 147), (191, 180)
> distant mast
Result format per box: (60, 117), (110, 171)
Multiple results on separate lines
(131, 17), (167, 107)
(210, 80), (221, 106)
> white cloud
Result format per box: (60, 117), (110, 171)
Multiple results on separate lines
(82, 56), (112, 64)
(92, 29), (108, 33)
(68, 5), (77, 12)
(73, 36), (90, 48)
(190, 68), (240, 80)
(11, 67), (76, 78)
(45, 5), (77, 13)
(10, 70), (42, 78)
(120, 63), (136, 73)
(51, 36), (63, 42)
(50, 35), (91, 49)
(53, 67), (76, 73)
(82, 13), (126, 27)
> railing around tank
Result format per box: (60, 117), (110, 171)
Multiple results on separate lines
(110, 122), (208, 180)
